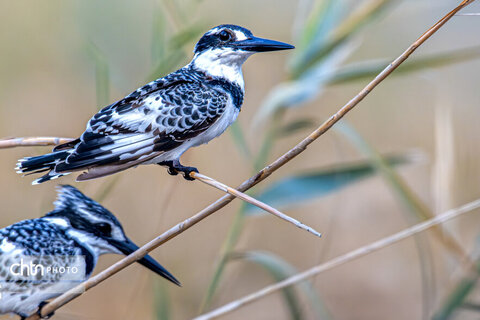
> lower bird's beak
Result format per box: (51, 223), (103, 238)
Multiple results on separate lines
(234, 36), (295, 52)
(110, 238), (181, 286)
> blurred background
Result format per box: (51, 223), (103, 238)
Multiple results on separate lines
(1, 0), (480, 319)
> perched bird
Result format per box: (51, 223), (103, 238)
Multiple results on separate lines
(0, 185), (179, 318)
(16, 24), (294, 184)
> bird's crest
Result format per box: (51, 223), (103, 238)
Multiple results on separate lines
(53, 185), (91, 211)
(50, 185), (121, 227)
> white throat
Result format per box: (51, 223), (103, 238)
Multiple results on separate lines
(191, 48), (252, 91)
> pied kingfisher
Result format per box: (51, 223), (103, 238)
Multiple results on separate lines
(0, 185), (179, 318)
(16, 24), (294, 184)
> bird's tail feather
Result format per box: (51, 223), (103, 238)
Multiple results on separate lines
(16, 150), (71, 184)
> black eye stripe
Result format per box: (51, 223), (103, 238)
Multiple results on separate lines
(195, 25), (253, 54)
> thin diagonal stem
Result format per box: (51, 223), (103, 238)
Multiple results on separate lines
(0, 137), (73, 148)
(192, 172), (321, 237)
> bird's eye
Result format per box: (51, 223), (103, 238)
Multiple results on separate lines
(218, 30), (232, 42)
(95, 222), (112, 235)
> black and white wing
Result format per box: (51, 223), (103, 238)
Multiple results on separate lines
(53, 69), (229, 180)
(0, 220), (85, 265)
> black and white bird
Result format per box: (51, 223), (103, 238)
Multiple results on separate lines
(16, 24), (294, 184)
(0, 185), (179, 318)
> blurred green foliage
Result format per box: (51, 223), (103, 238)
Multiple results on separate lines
(244, 153), (413, 215)
(199, 0), (480, 319)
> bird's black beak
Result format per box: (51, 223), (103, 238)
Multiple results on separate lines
(110, 238), (181, 286)
(234, 36), (295, 52)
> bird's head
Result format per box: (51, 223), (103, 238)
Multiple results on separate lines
(44, 185), (180, 286)
(191, 24), (294, 87)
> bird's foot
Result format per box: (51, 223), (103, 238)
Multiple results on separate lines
(158, 160), (199, 181)
(36, 301), (54, 319)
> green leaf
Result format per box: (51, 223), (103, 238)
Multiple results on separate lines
(433, 277), (478, 320)
(259, 45), (480, 126)
(230, 251), (331, 320)
(433, 238), (480, 320)
(298, 0), (337, 47)
(335, 122), (433, 221)
(291, 0), (396, 79)
(87, 43), (110, 109)
(245, 152), (416, 214)
(254, 38), (357, 127)
(291, 0), (345, 71)
(328, 46), (480, 85)
(154, 278), (171, 320)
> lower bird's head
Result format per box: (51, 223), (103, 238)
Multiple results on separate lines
(191, 24), (294, 86)
(44, 185), (180, 286)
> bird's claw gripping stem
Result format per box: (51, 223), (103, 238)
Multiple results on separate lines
(36, 301), (54, 319)
(158, 160), (199, 181)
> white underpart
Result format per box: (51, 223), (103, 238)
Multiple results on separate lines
(146, 97), (240, 164)
(191, 47), (252, 90)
